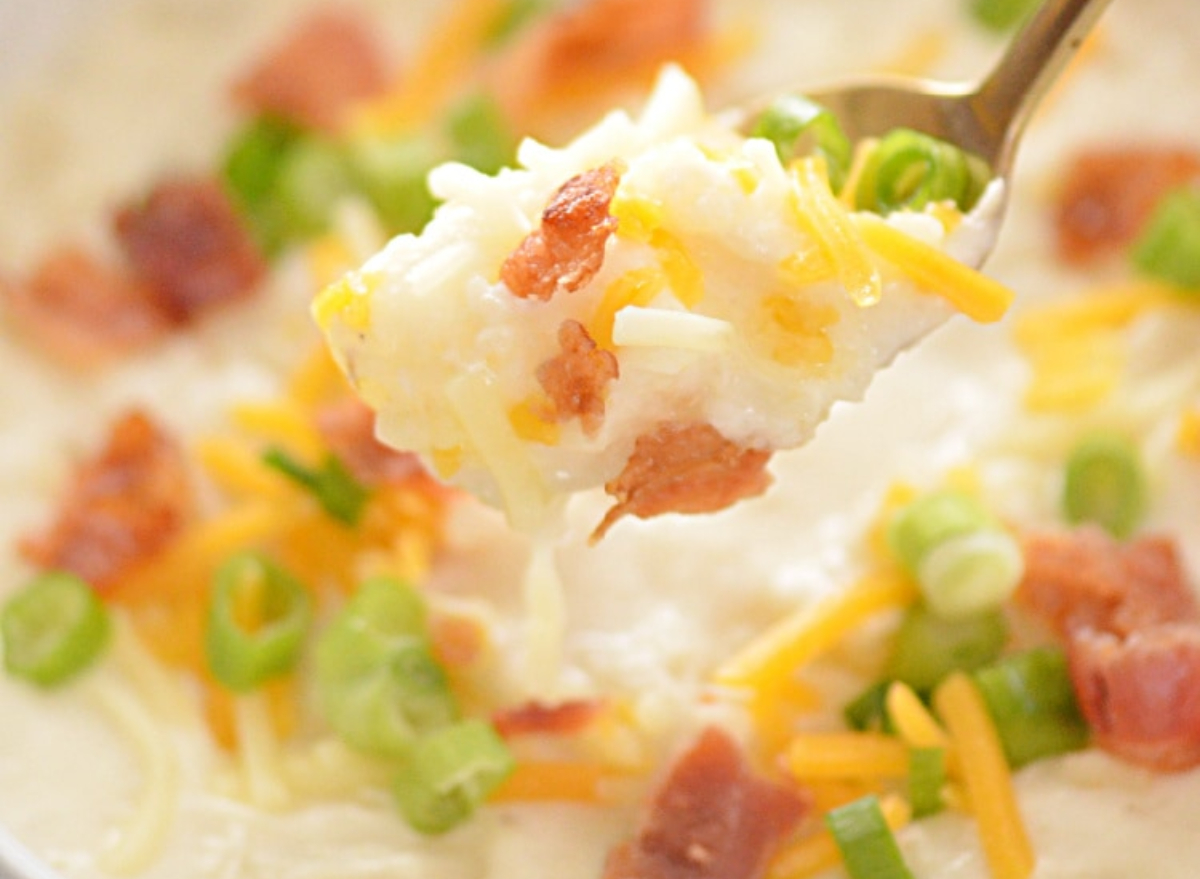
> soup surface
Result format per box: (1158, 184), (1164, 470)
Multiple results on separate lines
(1, 1), (1199, 877)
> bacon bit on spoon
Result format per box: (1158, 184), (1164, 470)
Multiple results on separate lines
(1054, 147), (1200, 265)
(230, 5), (391, 133)
(602, 725), (810, 879)
(594, 422), (772, 541)
(500, 163), (622, 301)
(113, 176), (266, 322)
(20, 409), (193, 592)
(536, 320), (619, 436)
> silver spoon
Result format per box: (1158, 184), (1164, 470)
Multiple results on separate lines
(746, 0), (1114, 265)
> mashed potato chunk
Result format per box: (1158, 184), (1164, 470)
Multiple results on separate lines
(316, 66), (1009, 535)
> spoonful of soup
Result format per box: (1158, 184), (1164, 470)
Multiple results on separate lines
(315, 0), (1109, 538)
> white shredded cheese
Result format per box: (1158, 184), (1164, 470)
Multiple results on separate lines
(612, 306), (734, 352)
(521, 539), (568, 699)
(85, 671), (181, 877)
(232, 693), (291, 812)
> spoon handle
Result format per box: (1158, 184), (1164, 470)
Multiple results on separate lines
(973, 0), (1114, 159)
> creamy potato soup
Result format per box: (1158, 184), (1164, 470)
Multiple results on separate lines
(1, 1), (1200, 878)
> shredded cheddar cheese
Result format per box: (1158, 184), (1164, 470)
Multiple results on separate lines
(886, 681), (950, 750)
(288, 344), (346, 407)
(230, 401), (325, 462)
(1014, 283), (1172, 412)
(508, 397), (562, 445)
(855, 215), (1014, 322)
(934, 673), (1035, 879)
(778, 245), (837, 288)
(491, 760), (612, 804)
(431, 445), (464, 478)
(763, 292), (839, 366)
(714, 571), (917, 693)
(353, 0), (504, 135)
(611, 191), (665, 243)
(312, 272), (378, 333)
(790, 158), (883, 307)
(1177, 407), (1200, 456)
(651, 229), (705, 308)
(785, 731), (912, 780)
(837, 138), (879, 207)
(589, 267), (668, 349)
(196, 438), (294, 501)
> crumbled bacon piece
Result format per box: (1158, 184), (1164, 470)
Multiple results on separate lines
(1017, 527), (1198, 637)
(492, 699), (605, 738)
(495, 0), (706, 121)
(313, 396), (431, 488)
(20, 410), (193, 592)
(1054, 147), (1200, 265)
(1017, 527), (1200, 771)
(1, 248), (172, 366)
(536, 320), (619, 436)
(603, 726), (809, 879)
(231, 6), (391, 133)
(500, 163), (621, 301)
(113, 176), (266, 322)
(594, 422), (772, 540)
(1069, 624), (1200, 771)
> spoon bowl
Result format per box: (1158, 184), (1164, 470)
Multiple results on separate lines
(743, 0), (1113, 263)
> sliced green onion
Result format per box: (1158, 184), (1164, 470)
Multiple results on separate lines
(825, 794), (916, 879)
(908, 746), (947, 818)
(446, 92), (515, 175)
(844, 679), (894, 732)
(204, 552), (311, 693)
(916, 529), (1024, 620)
(274, 137), (357, 240)
(855, 128), (990, 214)
(346, 135), (440, 234)
(1132, 186), (1200, 289)
(968, 0), (1040, 32)
(346, 574), (429, 635)
(885, 603), (1007, 693)
(1062, 430), (1147, 539)
(972, 647), (1090, 768)
(223, 117), (301, 206)
(888, 489), (993, 576)
(392, 719), (516, 835)
(1, 572), (110, 688)
(751, 94), (853, 191)
(888, 489), (1022, 619)
(315, 577), (458, 758)
(262, 447), (370, 526)
(221, 116), (304, 255)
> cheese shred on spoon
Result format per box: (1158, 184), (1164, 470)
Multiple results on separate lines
(316, 66), (1011, 536)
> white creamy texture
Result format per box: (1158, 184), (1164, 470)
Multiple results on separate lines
(1, 1), (1200, 879)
